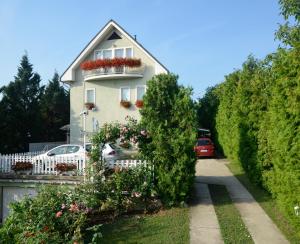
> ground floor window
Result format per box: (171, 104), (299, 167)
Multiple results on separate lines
(85, 88), (95, 104)
(120, 87), (130, 101)
(136, 86), (146, 100)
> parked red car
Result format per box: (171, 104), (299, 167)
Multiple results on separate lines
(194, 138), (215, 157)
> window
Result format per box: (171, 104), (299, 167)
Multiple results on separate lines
(47, 146), (67, 156)
(95, 50), (102, 59)
(85, 88), (95, 104)
(66, 146), (80, 154)
(103, 49), (112, 59)
(197, 139), (211, 146)
(115, 48), (124, 58)
(125, 48), (133, 58)
(136, 86), (146, 100)
(94, 47), (133, 60)
(120, 87), (130, 101)
(107, 32), (122, 40)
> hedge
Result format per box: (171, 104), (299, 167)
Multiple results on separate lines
(199, 51), (300, 235)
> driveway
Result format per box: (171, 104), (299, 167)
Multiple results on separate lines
(190, 158), (288, 244)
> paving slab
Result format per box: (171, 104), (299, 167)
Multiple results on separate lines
(190, 183), (223, 244)
(196, 158), (289, 244)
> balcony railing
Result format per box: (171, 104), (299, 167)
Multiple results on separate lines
(82, 64), (146, 81)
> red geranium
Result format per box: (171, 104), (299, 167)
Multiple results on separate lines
(80, 58), (141, 70)
(135, 100), (143, 108)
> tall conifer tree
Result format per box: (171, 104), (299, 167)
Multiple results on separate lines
(40, 72), (70, 142)
(0, 54), (43, 153)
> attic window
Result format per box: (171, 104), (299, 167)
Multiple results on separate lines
(107, 32), (121, 40)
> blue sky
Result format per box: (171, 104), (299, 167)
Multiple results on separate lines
(0, 0), (283, 98)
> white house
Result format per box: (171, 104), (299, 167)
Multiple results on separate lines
(61, 20), (168, 144)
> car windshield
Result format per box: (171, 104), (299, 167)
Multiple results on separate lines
(48, 146), (67, 155)
(66, 146), (80, 154)
(197, 139), (211, 146)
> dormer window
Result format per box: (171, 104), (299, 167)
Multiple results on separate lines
(94, 47), (133, 60)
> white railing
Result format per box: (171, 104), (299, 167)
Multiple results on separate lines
(0, 152), (145, 176)
(82, 64), (146, 80)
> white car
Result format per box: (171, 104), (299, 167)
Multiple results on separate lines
(35, 143), (119, 160)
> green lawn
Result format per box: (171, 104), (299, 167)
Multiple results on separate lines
(208, 184), (254, 244)
(227, 162), (300, 243)
(97, 208), (189, 244)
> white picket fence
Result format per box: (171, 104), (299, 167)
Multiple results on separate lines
(0, 152), (144, 176)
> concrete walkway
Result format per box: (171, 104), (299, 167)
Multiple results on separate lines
(194, 158), (289, 244)
(190, 183), (223, 244)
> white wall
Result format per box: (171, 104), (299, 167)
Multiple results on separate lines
(69, 28), (159, 144)
(1, 186), (37, 221)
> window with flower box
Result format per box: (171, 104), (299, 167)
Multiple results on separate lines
(85, 88), (95, 104)
(120, 87), (130, 101)
(136, 86), (146, 100)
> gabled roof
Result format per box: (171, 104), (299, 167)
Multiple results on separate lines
(61, 19), (169, 82)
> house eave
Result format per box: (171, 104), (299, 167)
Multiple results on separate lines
(60, 19), (168, 83)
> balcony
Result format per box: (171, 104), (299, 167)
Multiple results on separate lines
(82, 64), (146, 81)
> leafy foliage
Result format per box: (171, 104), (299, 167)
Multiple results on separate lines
(0, 54), (44, 153)
(0, 185), (96, 244)
(212, 51), (300, 234)
(197, 86), (222, 152)
(40, 72), (70, 142)
(197, 0), (300, 235)
(0, 165), (157, 244)
(140, 74), (197, 205)
(0, 55), (69, 154)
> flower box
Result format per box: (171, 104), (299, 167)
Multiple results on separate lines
(12, 162), (33, 175)
(85, 102), (95, 110)
(120, 100), (131, 108)
(55, 163), (77, 175)
(80, 58), (142, 71)
(135, 100), (143, 108)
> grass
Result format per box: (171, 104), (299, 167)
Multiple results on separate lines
(96, 208), (189, 244)
(227, 161), (300, 243)
(208, 184), (254, 244)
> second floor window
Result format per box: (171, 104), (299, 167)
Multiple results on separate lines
(95, 47), (133, 60)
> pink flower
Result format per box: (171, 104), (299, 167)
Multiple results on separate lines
(55, 211), (63, 218)
(141, 130), (147, 136)
(61, 204), (66, 210)
(69, 203), (79, 212)
(132, 192), (142, 198)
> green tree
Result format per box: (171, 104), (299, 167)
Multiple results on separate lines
(276, 0), (300, 48)
(0, 54), (44, 153)
(40, 72), (70, 142)
(140, 74), (197, 205)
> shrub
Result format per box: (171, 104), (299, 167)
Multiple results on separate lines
(203, 46), (300, 236)
(0, 185), (96, 243)
(140, 73), (197, 205)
